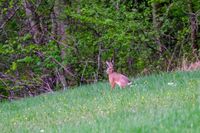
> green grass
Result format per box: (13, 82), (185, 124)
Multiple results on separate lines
(0, 71), (200, 133)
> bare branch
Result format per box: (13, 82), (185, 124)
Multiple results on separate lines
(0, 4), (19, 29)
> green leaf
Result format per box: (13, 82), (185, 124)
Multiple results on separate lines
(11, 62), (17, 71)
(17, 56), (34, 63)
(23, 34), (32, 41)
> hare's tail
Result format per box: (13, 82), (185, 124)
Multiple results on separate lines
(128, 81), (134, 88)
(128, 81), (132, 86)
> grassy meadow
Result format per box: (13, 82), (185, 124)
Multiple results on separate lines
(0, 71), (200, 133)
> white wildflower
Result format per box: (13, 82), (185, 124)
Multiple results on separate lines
(167, 82), (176, 86)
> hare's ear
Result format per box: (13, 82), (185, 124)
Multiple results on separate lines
(106, 61), (110, 67)
(111, 60), (114, 65)
(107, 60), (113, 67)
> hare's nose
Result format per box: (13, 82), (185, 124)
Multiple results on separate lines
(105, 69), (109, 73)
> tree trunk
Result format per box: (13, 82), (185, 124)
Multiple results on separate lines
(97, 43), (102, 81)
(187, 0), (198, 57)
(151, 2), (164, 55)
(51, 0), (69, 90)
(23, 0), (44, 44)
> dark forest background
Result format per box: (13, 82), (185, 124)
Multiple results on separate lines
(0, 0), (200, 100)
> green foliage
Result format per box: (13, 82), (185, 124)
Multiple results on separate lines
(0, 0), (200, 98)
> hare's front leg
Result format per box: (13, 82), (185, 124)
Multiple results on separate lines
(110, 81), (116, 89)
(108, 78), (115, 89)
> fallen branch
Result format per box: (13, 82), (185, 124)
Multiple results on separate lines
(34, 51), (75, 78)
(49, 56), (75, 78)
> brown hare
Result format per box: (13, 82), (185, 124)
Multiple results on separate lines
(106, 61), (132, 89)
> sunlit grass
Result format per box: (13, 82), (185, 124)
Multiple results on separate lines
(0, 71), (200, 132)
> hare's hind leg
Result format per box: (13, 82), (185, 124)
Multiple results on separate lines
(111, 81), (116, 89)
